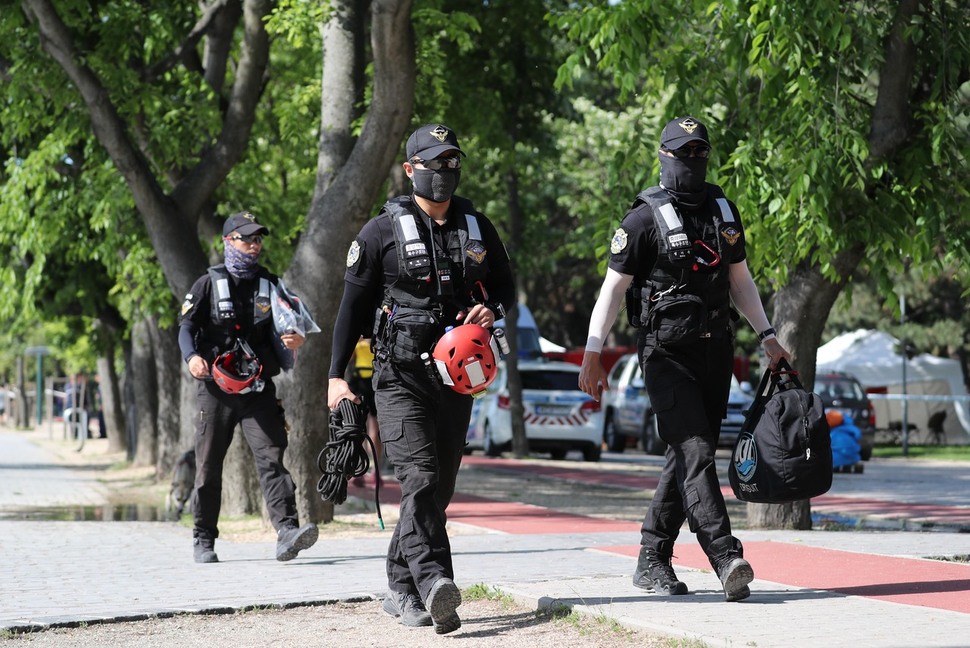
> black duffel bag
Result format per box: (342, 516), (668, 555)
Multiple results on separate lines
(728, 359), (833, 503)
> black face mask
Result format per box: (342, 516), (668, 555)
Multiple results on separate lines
(659, 154), (708, 208)
(412, 168), (461, 203)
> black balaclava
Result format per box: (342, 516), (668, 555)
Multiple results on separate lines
(412, 167), (461, 203)
(659, 154), (708, 209)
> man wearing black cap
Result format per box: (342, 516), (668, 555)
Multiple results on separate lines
(327, 124), (515, 634)
(579, 117), (790, 601)
(178, 211), (318, 564)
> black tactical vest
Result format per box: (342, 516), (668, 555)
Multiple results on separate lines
(632, 185), (738, 338)
(374, 196), (490, 365)
(195, 265), (275, 364)
(381, 196), (489, 313)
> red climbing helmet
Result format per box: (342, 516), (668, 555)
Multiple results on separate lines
(211, 340), (263, 394)
(432, 324), (500, 398)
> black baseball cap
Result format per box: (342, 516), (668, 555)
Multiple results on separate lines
(660, 116), (710, 150)
(223, 211), (270, 236)
(406, 124), (464, 161)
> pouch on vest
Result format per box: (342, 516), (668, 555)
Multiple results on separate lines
(645, 293), (707, 346)
(385, 307), (441, 366)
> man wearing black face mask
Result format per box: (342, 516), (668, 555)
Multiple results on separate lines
(328, 124), (515, 634)
(579, 117), (791, 602)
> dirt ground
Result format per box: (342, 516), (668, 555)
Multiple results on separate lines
(4, 597), (685, 648)
(3, 429), (688, 648)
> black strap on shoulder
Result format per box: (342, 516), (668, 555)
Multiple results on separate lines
(636, 188), (692, 267)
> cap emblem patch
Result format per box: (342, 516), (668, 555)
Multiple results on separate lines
(679, 118), (699, 134)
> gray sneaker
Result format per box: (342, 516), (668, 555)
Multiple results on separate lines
(382, 591), (432, 627)
(193, 536), (218, 564)
(275, 523), (319, 562)
(426, 577), (462, 635)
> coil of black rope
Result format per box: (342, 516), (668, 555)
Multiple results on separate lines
(316, 398), (384, 529)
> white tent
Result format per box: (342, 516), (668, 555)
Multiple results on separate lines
(816, 329), (970, 440)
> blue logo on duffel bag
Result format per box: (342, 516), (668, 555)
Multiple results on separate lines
(733, 431), (758, 482)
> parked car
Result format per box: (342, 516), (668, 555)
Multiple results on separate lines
(815, 371), (876, 460)
(470, 359), (604, 461)
(720, 374), (755, 449)
(602, 353), (754, 456)
(602, 353), (662, 455)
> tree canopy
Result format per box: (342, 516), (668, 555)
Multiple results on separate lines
(2, 0), (968, 527)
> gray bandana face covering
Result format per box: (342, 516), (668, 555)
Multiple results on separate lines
(412, 168), (461, 203)
(224, 240), (260, 279)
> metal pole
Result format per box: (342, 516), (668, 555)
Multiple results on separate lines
(900, 293), (909, 457)
(35, 354), (43, 426)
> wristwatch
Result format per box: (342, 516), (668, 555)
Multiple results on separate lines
(758, 327), (777, 341)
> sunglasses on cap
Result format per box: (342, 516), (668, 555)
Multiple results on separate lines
(410, 156), (462, 171)
(226, 233), (264, 244)
(661, 144), (711, 159)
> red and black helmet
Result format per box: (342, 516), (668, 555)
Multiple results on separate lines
(212, 340), (263, 394)
(432, 324), (499, 398)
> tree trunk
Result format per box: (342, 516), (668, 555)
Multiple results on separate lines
(179, 369), (198, 452)
(506, 307), (528, 457)
(131, 317), (158, 468)
(505, 170), (527, 457)
(152, 321), (182, 479)
(220, 425), (265, 518)
(282, 0), (416, 525)
(122, 340), (137, 461)
(96, 349), (127, 455)
(745, 0), (924, 530)
(745, 502), (812, 530)
(15, 355), (29, 429)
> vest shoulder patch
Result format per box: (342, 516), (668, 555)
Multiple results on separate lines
(720, 226), (741, 246)
(466, 241), (486, 263)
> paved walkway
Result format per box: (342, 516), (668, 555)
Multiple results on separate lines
(1, 429), (969, 647)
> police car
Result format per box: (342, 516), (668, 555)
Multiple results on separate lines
(466, 359), (604, 462)
(602, 353), (754, 455)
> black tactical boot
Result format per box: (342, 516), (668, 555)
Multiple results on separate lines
(708, 536), (753, 602)
(382, 590), (433, 627)
(193, 535), (218, 563)
(276, 523), (319, 562)
(632, 545), (688, 595)
(426, 577), (462, 635)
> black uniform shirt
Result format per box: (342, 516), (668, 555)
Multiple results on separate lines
(608, 188), (747, 284)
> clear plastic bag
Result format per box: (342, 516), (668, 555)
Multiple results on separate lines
(270, 279), (321, 370)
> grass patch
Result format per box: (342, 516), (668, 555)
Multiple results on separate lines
(872, 445), (970, 461)
(463, 583), (516, 605)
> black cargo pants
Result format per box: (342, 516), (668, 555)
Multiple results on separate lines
(191, 379), (298, 539)
(638, 335), (738, 556)
(373, 358), (472, 603)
